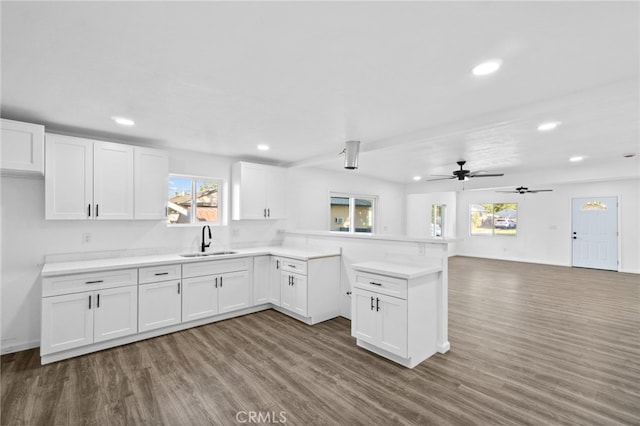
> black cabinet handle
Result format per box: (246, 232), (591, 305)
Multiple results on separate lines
(85, 280), (103, 284)
(376, 297), (380, 312)
(89, 295), (92, 309)
(177, 282), (181, 294)
(96, 204), (99, 217)
(215, 277), (218, 288)
(267, 208), (270, 218)
(369, 281), (382, 286)
(288, 264), (296, 269)
(88, 204), (91, 218)
(154, 272), (169, 276)
(276, 260), (280, 269)
(263, 208), (267, 218)
(220, 276), (223, 287)
(370, 296), (374, 310)
(97, 294), (100, 308)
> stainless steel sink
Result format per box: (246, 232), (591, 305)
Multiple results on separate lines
(179, 253), (210, 258)
(179, 251), (237, 258)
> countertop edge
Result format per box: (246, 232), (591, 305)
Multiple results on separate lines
(41, 247), (341, 277)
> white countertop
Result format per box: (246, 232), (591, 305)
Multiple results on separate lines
(351, 260), (442, 280)
(41, 246), (341, 277)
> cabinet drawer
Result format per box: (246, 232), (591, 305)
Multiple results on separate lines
(43, 268), (138, 297)
(280, 258), (307, 275)
(354, 272), (407, 299)
(139, 264), (181, 284)
(182, 258), (250, 278)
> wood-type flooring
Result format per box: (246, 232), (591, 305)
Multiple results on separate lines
(2, 256), (639, 425)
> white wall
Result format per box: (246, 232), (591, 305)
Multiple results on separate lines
(0, 149), (284, 353)
(285, 167), (405, 235)
(454, 179), (640, 273)
(406, 191), (457, 238)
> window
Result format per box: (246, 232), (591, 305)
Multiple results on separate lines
(431, 204), (445, 237)
(470, 203), (517, 236)
(330, 193), (376, 233)
(167, 175), (223, 225)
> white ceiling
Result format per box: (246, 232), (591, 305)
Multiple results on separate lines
(2, 1), (639, 186)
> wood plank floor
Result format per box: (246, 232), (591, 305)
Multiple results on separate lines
(2, 256), (639, 425)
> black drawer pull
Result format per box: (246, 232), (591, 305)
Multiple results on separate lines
(369, 281), (382, 286)
(89, 295), (92, 309)
(288, 264), (296, 268)
(86, 280), (104, 284)
(154, 272), (169, 276)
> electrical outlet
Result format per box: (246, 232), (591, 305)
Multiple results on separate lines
(82, 233), (91, 244)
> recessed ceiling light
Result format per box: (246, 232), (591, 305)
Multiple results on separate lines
(569, 156), (584, 162)
(257, 144), (270, 151)
(111, 116), (135, 126)
(472, 59), (503, 76)
(412, 176), (422, 181)
(537, 121), (562, 131)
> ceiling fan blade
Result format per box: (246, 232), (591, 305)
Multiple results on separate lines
(470, 173), (504, 178)
(527, 189), (553, 193)
(429, 174), (454, 177)
(495, 190), (517, 193)
(427, 176), (456, 181)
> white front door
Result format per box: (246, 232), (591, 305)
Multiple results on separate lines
(571, 197), (618, 271)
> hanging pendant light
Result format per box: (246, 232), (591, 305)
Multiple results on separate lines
(343, 140), (360, 169)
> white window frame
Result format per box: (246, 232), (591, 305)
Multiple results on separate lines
(167, 174), (226, 227)
(329, 192), (378, 234)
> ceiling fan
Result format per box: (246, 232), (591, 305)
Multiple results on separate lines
(496, 186), (553, 194)
(428, 160), (505, 181)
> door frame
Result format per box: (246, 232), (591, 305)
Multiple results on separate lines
(570, 195), (620, 271)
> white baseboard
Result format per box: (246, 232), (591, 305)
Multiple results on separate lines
(1, 340), (40, 355)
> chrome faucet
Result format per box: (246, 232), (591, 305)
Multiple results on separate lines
(201, 225), (212, 252)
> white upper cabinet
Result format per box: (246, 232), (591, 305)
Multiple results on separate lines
(231, 161), (286, 220)
(45, 134), (94, 220)
(45, 133), (167, 221)
(134, 147), (169, 220)
(93, 142), (134, 220)
(0, 118), (45, 175)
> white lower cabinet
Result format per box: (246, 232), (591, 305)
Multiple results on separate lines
(351, 261), (441, 368)
(181, 258), (251, 323)
(138, 280), (182, 332)
(269, 256), (282, 306)
(252, 256), (271, 305)
(41, 285), (138, 355)
(352, 288), (407, 357)
(182, 275), (219, 322)
(273, 255), (340, 324)
(280, 271), (308, 317)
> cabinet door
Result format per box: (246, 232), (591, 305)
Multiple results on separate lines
(351, 288), (377, 345)
(93, 286), (138, 343)
(291, 273), (308, 317)
(269, 257), (281, 306)
(139, 281), (182, 332)
(182, 276), (219, 322)
(377, 294), (408, 357)
(134, 147), (169, 220)
(280, 272), (294, 311)
(253, 256), (270, 305)
(239, 163), (267, 219)
(1, 118), (44, 174)
(41, 292), (94, 355)
(219, 270), (251, 314)
(265, 167), (286, 219)
(45, 134), (93, 220)
(93, 142), (134, 220)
